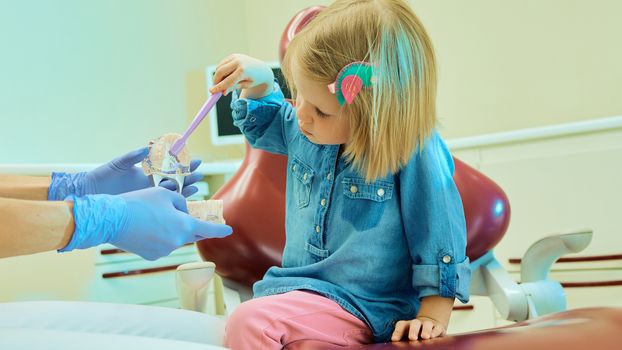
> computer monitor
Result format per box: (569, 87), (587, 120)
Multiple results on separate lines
(206, 62), (291, 145)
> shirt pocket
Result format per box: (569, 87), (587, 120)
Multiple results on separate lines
(291, 157), (315, 209)
(342, 177), (394, 231)
(304, 242), (330, 263)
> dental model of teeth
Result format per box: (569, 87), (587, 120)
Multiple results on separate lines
(142, 133), (192, 193)
(187, 200), (225, 224)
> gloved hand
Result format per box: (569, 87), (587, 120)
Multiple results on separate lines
(209, 54), (274, 98)
(61, 187), (233, 260)
(48, 147), (204, 200)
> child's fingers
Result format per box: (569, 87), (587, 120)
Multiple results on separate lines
(216, 54), (236, 67)
(212, 60), (238, 87)
(407, 319), (423, 341)
(431, 324), (445, 338)
(224, 79), (253, 96)
(211, 69), (243, 95)
(391, 320), (410, 342)
(419, 320), (434, 340)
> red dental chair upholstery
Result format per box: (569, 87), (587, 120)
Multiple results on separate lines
(196, 6), (622, 349)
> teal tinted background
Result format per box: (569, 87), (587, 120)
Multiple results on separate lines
(0, 0), (249, 163)
(1, 0), (621, 164)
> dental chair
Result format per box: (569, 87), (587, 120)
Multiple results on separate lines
(175, 6), (622, 349)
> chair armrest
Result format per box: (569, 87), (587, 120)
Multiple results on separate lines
(520, 229), (593, 283)
(471, 251), (529, 321)
(471, 229), (593, 322)
(176, 261), (226, 316)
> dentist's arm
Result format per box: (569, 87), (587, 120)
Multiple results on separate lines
(0, 148), (204, 202)
(0, 187), (232, 260)
(0, 175), (51, 200)
(0, 197), (74, 257)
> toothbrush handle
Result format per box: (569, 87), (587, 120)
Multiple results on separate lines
(170, 92), (223, 156)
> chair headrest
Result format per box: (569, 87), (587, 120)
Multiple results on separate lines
(453, 157), (511, 261)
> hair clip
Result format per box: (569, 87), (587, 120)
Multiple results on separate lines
(327, 61), (375, 106)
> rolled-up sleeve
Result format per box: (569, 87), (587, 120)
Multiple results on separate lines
(399, 131), (471, 303)
(230, 81), (297, 155)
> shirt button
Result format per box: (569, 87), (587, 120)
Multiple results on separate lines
(350, 185), (358, 194)
(315, 225), (321, 233)
(377, 188), (385, 197)
(303, 173), (308, 181)
(292, 164), (297, 172)
(326, 173), (332, 180)
(442, 255), (452, 264)
(249, 116), (257, 123)
(321, 198), (326, 206)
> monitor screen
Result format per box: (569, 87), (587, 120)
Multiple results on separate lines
(206, 62), (291, 145)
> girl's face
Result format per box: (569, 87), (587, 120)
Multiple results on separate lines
(292, 67), (350, 145)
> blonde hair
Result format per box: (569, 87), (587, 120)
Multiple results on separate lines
(282, 0), (437, 182)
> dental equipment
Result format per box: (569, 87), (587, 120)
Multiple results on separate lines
(170, 92), (223, 159)
(187, 200), (225, 224)
(142, 133), (192, 193)
(178, 200), (226, 314)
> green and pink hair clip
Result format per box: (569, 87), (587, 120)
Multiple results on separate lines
(327, 61), (376, 106)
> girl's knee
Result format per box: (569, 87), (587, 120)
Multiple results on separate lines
(225, 300), (274, 347)
(226, 303), (253, 331)
(226, 299), (272, 333)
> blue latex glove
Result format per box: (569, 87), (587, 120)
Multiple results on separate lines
(48, 148), (204, 200)
(61, 187), (233, 260)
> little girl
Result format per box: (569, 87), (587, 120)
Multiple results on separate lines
(210, 0), (470, 347)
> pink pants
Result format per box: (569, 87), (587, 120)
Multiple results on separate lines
(224, 291), (373, 350)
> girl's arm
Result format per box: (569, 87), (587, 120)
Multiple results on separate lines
(230, 84), (295, 155)
(0, 175), (51, 200)
(0, 197), (74, 258)
(210, 54), (275, 100)
(211, 54), (296, 155)
(396, 131), (471, 340)
(390, 295), (455, 341)
(240, 84), (273, 100)
(417, 295), (454, 329)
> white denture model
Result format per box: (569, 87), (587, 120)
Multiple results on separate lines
(142, 133), (191, 193)
(142, 93), (222, 193)
(187, 200), (225, 224)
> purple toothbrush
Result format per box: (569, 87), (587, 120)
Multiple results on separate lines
(169, 92), (223, 158)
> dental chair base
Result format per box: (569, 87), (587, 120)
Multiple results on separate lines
(0, 300), (228, 349)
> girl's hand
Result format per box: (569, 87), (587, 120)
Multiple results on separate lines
(209, 54), (274, 99)
(391, 316), (447, 342)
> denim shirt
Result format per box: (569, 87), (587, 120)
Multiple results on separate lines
(230, 83), (471, 342)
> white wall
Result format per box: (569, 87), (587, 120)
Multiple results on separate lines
(416, 0), (622, 138)
(0, 0), (248, 164)
(451, 121), (622, 262)
(242, 0), (622, 138)
(1, 0), (620, 162)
